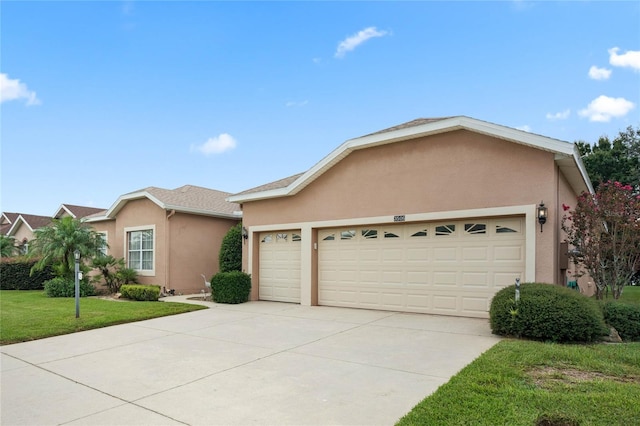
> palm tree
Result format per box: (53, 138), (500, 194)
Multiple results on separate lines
(0, 235), (17, 258)
(30, 216), (105, 280)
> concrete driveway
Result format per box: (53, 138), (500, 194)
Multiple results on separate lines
(1, 298), (500, 425)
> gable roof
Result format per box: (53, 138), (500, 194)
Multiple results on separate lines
(54, 204), (107, 219)
(1, 212), (20, 235)
(86, 185), (241, 222)
(6, 214), (52, 237)
(228, 116), (594, 203)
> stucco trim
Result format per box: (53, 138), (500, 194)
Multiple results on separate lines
(229, 116), (591, 203)
(247, 204), (537, 305)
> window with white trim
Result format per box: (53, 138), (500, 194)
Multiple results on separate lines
(127, 229), (154, 271)
(97, 232), (108, 256)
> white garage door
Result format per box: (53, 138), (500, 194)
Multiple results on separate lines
(259, 230), (301, 303)
(318, 218), (525, 318)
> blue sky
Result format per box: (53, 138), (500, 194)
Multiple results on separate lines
(2, 1), (639, 216)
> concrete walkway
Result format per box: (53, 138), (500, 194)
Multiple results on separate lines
(1, 297), (500, 425)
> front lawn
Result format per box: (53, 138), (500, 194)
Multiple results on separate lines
(397, 339), (640, 425)
(618, 285), (640, 304)
(0, 290), (206, 345)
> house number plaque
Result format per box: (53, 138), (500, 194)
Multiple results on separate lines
(393, 215), (406, 222)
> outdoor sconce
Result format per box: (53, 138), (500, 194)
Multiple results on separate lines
(242, 226), (249, 240)
(537, 201), (548, 232)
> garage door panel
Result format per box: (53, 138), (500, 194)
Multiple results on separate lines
(259, 230), (301, 303)
(318, 218), (525, 318)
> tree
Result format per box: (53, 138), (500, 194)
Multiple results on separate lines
(90, 255), (137, 294)
(576, 126), (640, 191)
(218, 223), (242, 273)
(29, 216), (105, 280)
(562, 181), (640, 300)
(0, 235), (17, 258)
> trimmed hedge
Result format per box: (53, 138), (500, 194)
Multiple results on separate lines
(211, 271), (251, 304)
(120, 284), (160, 301)
(602, 301), (640, 341)
(44, 277), (96, 297)
(490, 283), (608, 343)
(0, 257), (55, 290)
(219, 223), (242, 273)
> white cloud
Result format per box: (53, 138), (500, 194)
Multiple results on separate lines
(546, 109), (571, 121)
(578, 95), (635, 122)
(335, 27), (389, 58)
(608, 47), (640, 71)
(516, 125), (532, 132)
(191, 133), (237, 155)
(0, 73), (41, 105)
(285, 100), (308, 108)
(588, 66), (611, 80)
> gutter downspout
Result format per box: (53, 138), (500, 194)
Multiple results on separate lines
(165, 209), (176, 293)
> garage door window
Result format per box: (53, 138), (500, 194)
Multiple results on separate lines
(261, 234), (273, 243)
(277, 233), (288, 242)
(464, 223), (487, 234)
(362, 229), (378, 239)
(410, 229), (428, 237)
(384, 231), (400, 238)
(435, 224), (456, 236)
(292, 233), (301, 241)
(341, 230), (356, 240)
(322, 233), (335, 241)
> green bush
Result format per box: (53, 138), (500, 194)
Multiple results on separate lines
(120, 284), (160, 301)
(601, 301), (640, 341)
(44, 277), (96, 297)
(211, 271), (251, 304)
(219, 223), (242, 273)
(0, 257), (55, 290)
(490, 283), (608, 343)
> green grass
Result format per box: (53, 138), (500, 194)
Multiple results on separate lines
(619, 285), (640, 304)
(397, 340), (640, 426)
(0, 290), (206, 345)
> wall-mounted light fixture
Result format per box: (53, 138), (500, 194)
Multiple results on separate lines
(242, 226), (249, 240)
(537, 201), (548, 232)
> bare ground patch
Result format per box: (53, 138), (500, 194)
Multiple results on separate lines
(528, 366), (639, 388)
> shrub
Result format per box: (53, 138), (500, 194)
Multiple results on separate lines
(490, 283), (608, 343)
(120, 284), (160, 301)
(91, 255), (137, 294)
(219, 223), (242, 273)
(44, 277), (96, 297)
(211, 271), (251, 304)
(601, 301), (640, 341)
(0, 257), (55, 290)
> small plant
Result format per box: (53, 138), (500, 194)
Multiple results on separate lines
(211, 271), (251, 304)
(91, 255), (137, 293)
(120, 284), (160, 301)
(601, 301), (640, 341)
(490, 283), (608, 342)
(44, 277), (95, 298)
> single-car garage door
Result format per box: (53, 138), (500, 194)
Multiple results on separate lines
(318, 218), (525, 317)
(259, 230), (301, 303)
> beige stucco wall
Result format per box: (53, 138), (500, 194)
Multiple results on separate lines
(167, 212), (239, 294)
(90, 199), (239, 294)
(11, 223), (34, 247)
(242, 130), (582, 295)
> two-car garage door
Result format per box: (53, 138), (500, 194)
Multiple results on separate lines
(318, 218), (525, 317)
(258, 218), (525, 317)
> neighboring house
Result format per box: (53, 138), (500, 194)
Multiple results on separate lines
(1, 213), (20, 236)
(2, 213), (52, 254)
(86, 185), (241, 294)
(53, 204), (107, 220)
(228, 116), (594, 318)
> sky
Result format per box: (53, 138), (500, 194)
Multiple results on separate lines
(2, 1), (639, 216)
